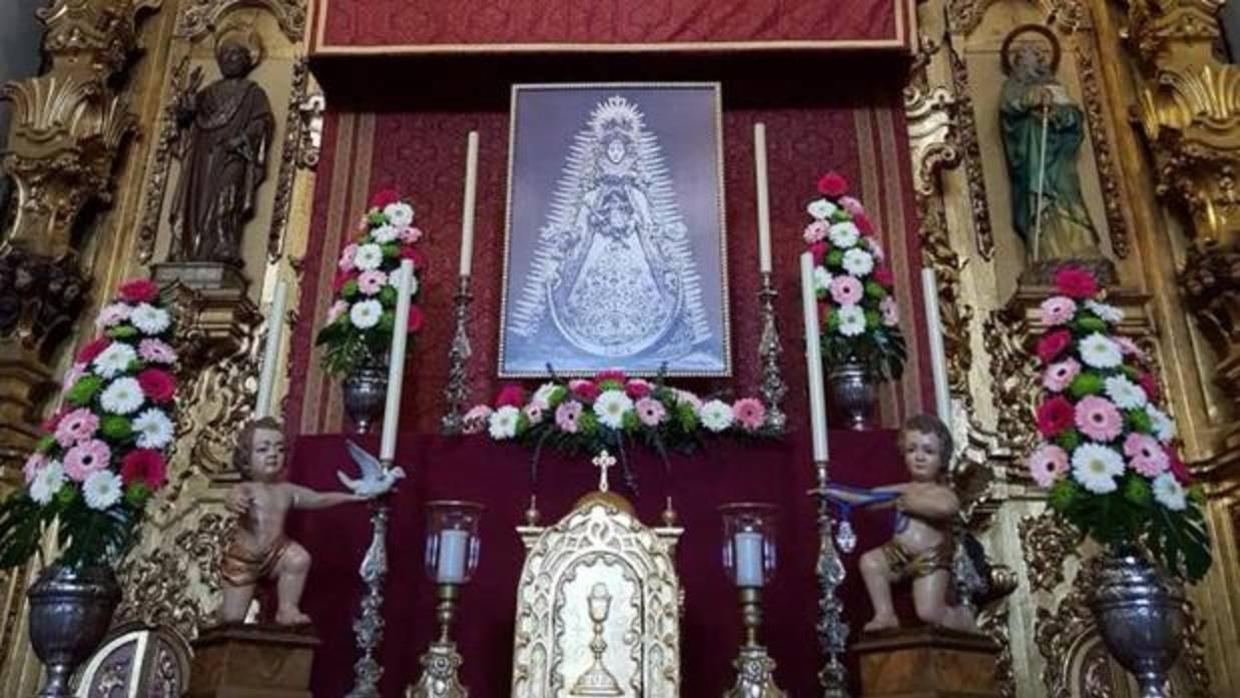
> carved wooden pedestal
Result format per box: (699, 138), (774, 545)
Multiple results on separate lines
(187, 624), (318, 698)
(853, 626), (1000, 698)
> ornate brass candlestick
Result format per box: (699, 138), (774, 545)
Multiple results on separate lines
(347, 491), (390, 698)
(812, 460), (849, 698)
(440, 275), (473, 435)
(757, 271), (788, 431)
(721, 503), (786, 698)
(409, 584), (468, 698)
(725, 587), (786, 698)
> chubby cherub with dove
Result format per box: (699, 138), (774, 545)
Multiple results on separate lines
(217, 417), (404, 625)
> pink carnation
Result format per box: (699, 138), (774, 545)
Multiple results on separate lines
(357, 270), (387, 295)
(398, 227), (423, 244)
(138, 338), (177, 364)
(1114, 336), (1146, 360)
(76, 338), (111, 364)
(817, 171), (849, 197)
(369, 189), (400, 208)
(462, 405), (492, 435)
(495, 384), (525, 408)
(338, 243), (358, 272)
(117, 279), (159, 304)
(803, 221), (828, 243)
(635, 397), (666, 426)
(839, 196), (865, 217)
(625, 379), (653, 399)
(1124, 432), (1169, 477)
(1038, 296), (1077, 326)
(62, 362), (88, 390)
(1036, 330), (1071, 364)
(864, 237), (886, 264)
(1042, 358), (1080, 393)
(809, 241), (828, 265)
(63, 439), (111, 482)
(569, 379), (600, 402)
(1026, 444), (1069, 487)
(1053, 266), (1098, 299)
(1075, 395), (1123, 442)
(556, 401), (583, 433)
(55, 408), (99, 448)
(732, 398), (766, 432)
(23, 453), (46, 484)
(829, 276), (864, 306)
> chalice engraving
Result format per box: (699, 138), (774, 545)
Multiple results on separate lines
(571, 583), (623, 696)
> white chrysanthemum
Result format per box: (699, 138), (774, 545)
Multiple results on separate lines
(387, 270), (420, 296)
(531, 382), (559, 409)
(1071, 443), (1125, 494)
(93, 342), (138, 379)
(841, 248), (874, 277)
(130, 303), (171, 335)
(812, 267), (833, 293)
(827, 222), (860, 248)
(353, 243), (384, 271)
(836, 304), (867, 337)
(349, 300), (383, 330)
(1085, 300), (1124, 324)
(1104, 375), (1147, 410)
(593, 390), (634, 429)
(370, 224), (400, 244)
(29, 461), (65, 505)
(100, 377), (144, 415)
(1145, 405), (1176, 444)
(699, 399), (734, 432)
(488, 405), (520, 440)
(1151, 473), (1187, 511)
(133, 408), (174, 450)
(82, 470), (122, 511)
(383, 202), (415, 227)
(1079, 333), (1123, 369)
(807, 198), (836, 221)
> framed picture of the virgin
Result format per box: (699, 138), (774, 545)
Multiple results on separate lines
(498, 83), (731, 378)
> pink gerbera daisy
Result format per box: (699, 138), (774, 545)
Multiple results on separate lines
(398, 227), (423, 244)
(1042, 358), (1081, 393)
(556, 401), (583, 433)
(55, 408), (99, 448)
(1123, 432), (1169, 477)
(138, 338), (177, 364)
(829, 276), (863, 306)
(1074, 395), (1123, 442)
(338, 243), (359, 272)
(63, 439), (111, 482)
(803, 221), (828, 243)
(1026, 444), (1069, 487)
(1038, 296), (1077, 326)
(732, 398), (766, 432)
(23, 453), (46, 485)
(461, 405), (492, 435)
(357, 270), (388, 296)
(635, 397), (666, 427)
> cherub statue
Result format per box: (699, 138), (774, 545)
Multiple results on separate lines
(218, 417), (373, 625)
(824, 414), (976, 632)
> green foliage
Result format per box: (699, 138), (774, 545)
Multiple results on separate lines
(1068, 372), (1103, 398)
(100, 415), (133, 441)
(66, 375), (102, 406)
(821, 323), (907, 383)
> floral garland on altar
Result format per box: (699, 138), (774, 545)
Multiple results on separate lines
(0, 279), (179, 569)
(1027, 266), (1210, 580)
(316, 189), (427, 376)
(803, 172), (906, 381)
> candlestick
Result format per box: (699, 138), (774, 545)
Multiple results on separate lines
(813, 459), (850, 698)
(254, 279), (288, 418)
(921, 268), (952, 424)
(721, 504), (785, 698)
(347, 497), (389, 698)
(440, 275), (474, 435)
(754, 123), (773, 274)
(800, 252), (830, 462)
(458, 131), (479, 278)
(757, 271), (788, 431)
(379, 261), (413, 461)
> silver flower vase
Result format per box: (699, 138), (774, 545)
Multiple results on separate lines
(342, 359), (388, 434)
(1090, 548), (1186, 698)
(827, 361), (875, 430)
(27, 564), (121, 697)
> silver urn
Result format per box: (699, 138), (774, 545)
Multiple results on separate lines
(827, 361), (875, 430)
(342, 360), (388, 434)
(1089, 548), (1186, 698)
(27, 564), (121, 698)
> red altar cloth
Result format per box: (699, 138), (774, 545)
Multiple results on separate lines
(287, 430), (910, 696)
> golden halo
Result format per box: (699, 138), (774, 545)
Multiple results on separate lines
(213, 17), (264, 67)
(1001, 24), (1061, 76)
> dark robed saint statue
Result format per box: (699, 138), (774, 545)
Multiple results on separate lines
(168, 31), (274, 267)
(999, 26), (1103, 264)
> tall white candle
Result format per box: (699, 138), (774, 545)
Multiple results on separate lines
(436, 529), (470, 583)
(254, 279), (288, 419)
(379, 261), (414, 461)
(734, 531), (765, 587)
(458, 131), (479, 278)
(921, 268), (952, 424)
(800, 252), (830, 462)
(754, 123), (773, 274)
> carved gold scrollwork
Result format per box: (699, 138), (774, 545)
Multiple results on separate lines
(137, 56), (192, 264)
(1074, 43), (1130, 258)
(268, 57), (322, 261)
(175, 0), (306, 43)
(1020, 512), (1079, 592)
(984, 303), (1041, 456)
(949, 45), (996, 260)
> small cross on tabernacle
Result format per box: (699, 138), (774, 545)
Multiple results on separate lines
(592, 450), (617, 493)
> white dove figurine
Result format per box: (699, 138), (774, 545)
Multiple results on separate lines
(337, 440), (406, 497)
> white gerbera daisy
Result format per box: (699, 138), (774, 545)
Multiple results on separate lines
(370, 224), (400, 244)
(93, 342), (138, 379)
(82, 470), (123, 511)
(1145, 405), (1176, 444)
(1104, 375), (1147, 410)
(488, 405), (521, 440)
(387, 270), (420, 296)
(1079, 333), (1123, 369)
(836, 304), (867, 337)
(1151, 473), (1187, 511)
(593, 390), (634, 429)
(812, 266), (833, 293)
(349, 300), (383, 330)
(29, 461), (65, 505)
(130, 303), (171, 335)
(353, 243), (384, 271)
(1071, 443), (1125, 494)
(133, 407), (174, 450)
(807, 198), (836, 221)
(841, 248), (875, 277)
(1085, 300), (1124, 324)
(100, 377), (144, 415)
(827, 222), (860, 248)
(531, 382), (559, 409)
(699, 399), (734, 432)
(383, 202), (415, 227)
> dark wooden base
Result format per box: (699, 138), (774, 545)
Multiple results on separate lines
(853, 625), (1001, 698)
(187, 623), (319, 698)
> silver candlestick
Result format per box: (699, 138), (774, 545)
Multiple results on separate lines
(812, 460), (849, 698)
(758, 272), (788, 431)
(441, 275), (473, 435)
(347, 488), (391, 697)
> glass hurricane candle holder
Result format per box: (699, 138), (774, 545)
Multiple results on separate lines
(424, 501), (484, 585)
(720, 503), (778, 589)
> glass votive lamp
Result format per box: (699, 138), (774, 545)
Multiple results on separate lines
(720, 503), (778, 588)
(424, 501), (484, 585)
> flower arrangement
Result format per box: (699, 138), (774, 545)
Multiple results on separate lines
(1027, 266), (1210, 580)
(316, 189), (426, 375)
(804, 172), (906, 381)
(0, 278), (179, 569)
(463, 371), (778, 460)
